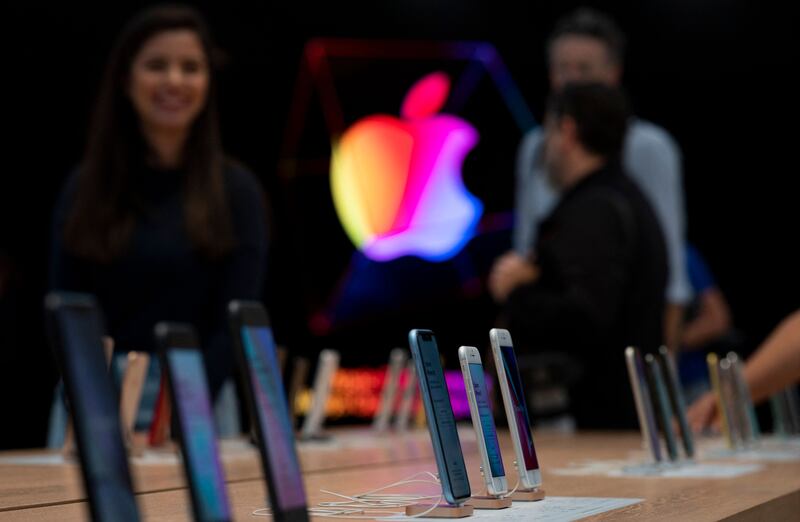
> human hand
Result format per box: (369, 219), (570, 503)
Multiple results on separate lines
(687, 391), (720, 434)
(102, 336), (115, 367)
(488, 251), (540, 303)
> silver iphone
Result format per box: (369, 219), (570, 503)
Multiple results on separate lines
(393, 360), (417, 431)
(625, 346), (662, 462)
(489, 328), (542, 490)
(300, 349), (339, 439)
(459, 345), (508, 496)
(373, 348), (407, 432)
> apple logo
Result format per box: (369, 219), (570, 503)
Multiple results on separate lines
(331, 71), (483, 262)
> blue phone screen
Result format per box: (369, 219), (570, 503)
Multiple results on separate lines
(416, 337), (470, 500)
(241, 326), (307, 511)
(500, 345), (539, 470)
(167, 349), (231, 520)
(59, 308), (139, 521)
(468, 363), (504, 477)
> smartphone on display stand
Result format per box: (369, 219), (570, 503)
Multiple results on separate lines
(300, 349), (339, 440)
(719, 357), (744, 447)
(229, 301), (310, 522)
(288, 356), (310, 425)
(409, 329), (471, 505)
(656, 346), (695, 459)
(644, 354), (679, 462)
(393, 360), (418, 432)
(707, 353), (734, 447)
(45, 292), (140, 522)
(155, 323), (232, 522)
(727, 352), (760, 443)
(489, 328), (542, 490)
(118, 351), (149, 448)
(373, 348), (407, 432)
(459, 346), (508, 496)
(625, 347), (662, 463)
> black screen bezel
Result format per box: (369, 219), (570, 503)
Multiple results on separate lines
(411, 330), (471, 503)
(657, 347), (695, 458)
(644, 355), (678, 461)
(155, 322), (232, 522)
(228, 300), (309, 522)
(497, 343), (540, 472)
(45, 292), (139, 522)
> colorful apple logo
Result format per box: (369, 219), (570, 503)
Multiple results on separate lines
(330, 71), (482, 262)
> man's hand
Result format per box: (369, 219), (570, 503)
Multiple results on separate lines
(488, 251), (540, 303)
(687, 391), (720, 433)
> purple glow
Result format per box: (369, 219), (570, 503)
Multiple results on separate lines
(445, 369), (493, 420)
(332, 72), (483, 263)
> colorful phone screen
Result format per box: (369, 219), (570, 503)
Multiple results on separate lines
(468, 362), (504, 477)
(241, 326), (307, 511)
(499, 345), (539, 471)
(415, 335), (470, 500)
(166, 349), (231, 520)
(56, 305), (139, 522)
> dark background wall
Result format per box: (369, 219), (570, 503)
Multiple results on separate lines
(1, 0), (797, 448)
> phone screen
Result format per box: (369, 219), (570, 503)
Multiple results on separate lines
(241, 326), (307, 511)
(166, 349), (231, 520)
(468, 363), (504, 477)
(499, 345), (539, 471)
(416, 336), (470, 500)
(57, 306), (139, 521)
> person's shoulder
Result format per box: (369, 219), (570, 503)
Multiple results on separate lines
(519, 126), (545, 148)
(62, 165), (82, 193)
(54, 166), (83, 211)
(221, 159), (268, 229)
(555, 189), (636, 248)
(627, 118), (680, 156)
(222, 159), (263, 198)
(223, 158), (259, 185)
(563, 182), (632, 221)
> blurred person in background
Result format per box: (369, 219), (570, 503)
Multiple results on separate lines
(494, 8), (690, 351)
(688, 310), (800, 432)
(49, 5), (267, 434)
(489, 83), (667, 429)
(677, 244), (741, 403)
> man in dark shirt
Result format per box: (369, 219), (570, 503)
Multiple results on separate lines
(489, 83), (667, 428)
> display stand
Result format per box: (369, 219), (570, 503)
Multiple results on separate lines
(61, 419), (75, 457)
(405, 503), (474, 518)
(62, 337), (116, 456)
(510, 488), (546, 501)
(467, 495), (512, 509)
(148, 375), (172, 446)
(300, 350), (339, 441)
(120, 351), (149, 456)
(288, 357), (309, 425)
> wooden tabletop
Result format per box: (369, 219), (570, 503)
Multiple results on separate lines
(1, 429), (799, 521)
(0, 428), (437, 511)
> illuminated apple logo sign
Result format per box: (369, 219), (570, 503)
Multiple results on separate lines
(331, 72), (482, 262)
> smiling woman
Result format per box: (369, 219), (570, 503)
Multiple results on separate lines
(49, 5), (268, 420)
(128, 29), (210, 162)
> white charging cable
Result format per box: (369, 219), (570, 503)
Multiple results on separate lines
(252, 470), (447, 519)
(501, 460), (523, 498)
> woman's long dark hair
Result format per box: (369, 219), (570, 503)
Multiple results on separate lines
(64, 4), (235, 262)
